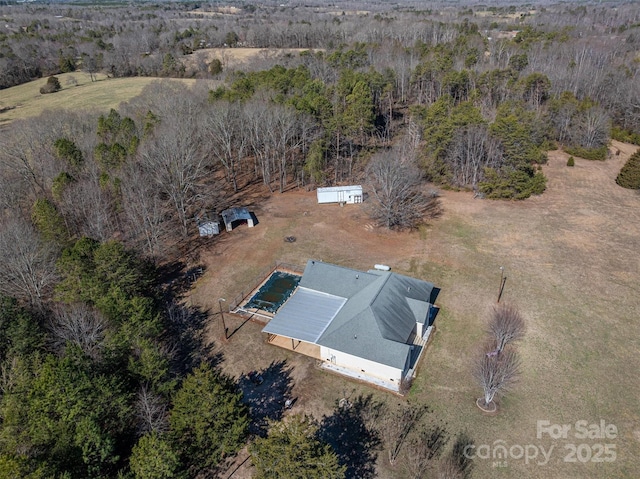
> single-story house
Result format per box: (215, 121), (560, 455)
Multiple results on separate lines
(317, 185), (363, 205)
(262, 260), (440, 392)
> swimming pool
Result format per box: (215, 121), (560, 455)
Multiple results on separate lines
(244, 271), (301, 313)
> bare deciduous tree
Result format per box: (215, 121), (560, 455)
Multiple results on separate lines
(0, 116), (59, 198)
(438, 432), (474, 479)
(140, 101), (208, 238)
(487, 303), (526, 353)
(59, 174), (117, 242)
(366, 143), (442, 230)
(404, 421), (449, 479)
(446, 125), (502, 190)
(203, 100), (245, 193)
(473, 342), (520, 410)
(381, 403), (429, 465)
(49, 304), (108, 359)
(569, 106), (610, 149)
(135, 384), (170, 436)
(121, 163), (168, 259)
(0, 217), (57, 307)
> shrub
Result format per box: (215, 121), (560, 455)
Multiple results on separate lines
(563, 145), (607, 161)
(567, 156), (575, 167)
(479, 166), (546, 200)
(616, 150), (640, 189)
(52, 172), (75, 200)
(209, 58), (223, 75)
(39, 75), (61, 94)
(611, 126), (640, 146)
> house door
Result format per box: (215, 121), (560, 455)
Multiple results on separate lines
(337, 190), (345, 203)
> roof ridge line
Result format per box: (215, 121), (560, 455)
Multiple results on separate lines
(298, 285), (346, 300)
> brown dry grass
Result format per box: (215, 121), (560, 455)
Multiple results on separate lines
(190, 142), (640, 478)
(184, 47), (320, 71)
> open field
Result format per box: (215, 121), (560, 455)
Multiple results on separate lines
(0, 73), (207, 126)
(190, 141), (640, 478)
(184, 47), (321, 71)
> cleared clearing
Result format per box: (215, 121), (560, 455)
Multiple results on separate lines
(184, 47), (321, 70)
(0, 73), (208, 126)
(192, 142), (640, 479)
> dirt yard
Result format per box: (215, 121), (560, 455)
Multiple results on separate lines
(189, 142), (640, 479)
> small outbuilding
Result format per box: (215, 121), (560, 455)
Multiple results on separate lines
(198, 220), (220, 237)
(317, 185), (363, 205)
(221, 207), (255, 232)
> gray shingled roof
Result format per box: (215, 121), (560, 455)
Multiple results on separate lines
(262, 260), (440, 369)
(221, 207), (251, 224)
(299, 260), (379, 298)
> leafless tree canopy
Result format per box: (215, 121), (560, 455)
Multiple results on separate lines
(473, 342), (521, 408)
(48, 303), (108, 359)
(0, 217), (57, 307)
(139, 88), (209, 238)
(403, 421), (449, 479)
(381, 403), (429, 465)
(121, 162), (168, 259)
(135, 384), (169, 436)
(366, 142), (442, 230)
(488, 302), (526, 353)
(446, 125), (503, 190)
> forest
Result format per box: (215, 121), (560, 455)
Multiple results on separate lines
(0, 0), (639, 477)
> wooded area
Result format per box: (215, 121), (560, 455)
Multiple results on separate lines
(0, 0), (638, 477)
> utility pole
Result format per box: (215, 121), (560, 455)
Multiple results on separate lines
(497, 266), (507, 303)
(218, 298), (228, 339)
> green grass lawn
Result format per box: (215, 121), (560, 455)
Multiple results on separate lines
(0, 72), (202, 126)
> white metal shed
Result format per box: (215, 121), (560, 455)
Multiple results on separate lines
(316, 185), (363, 205)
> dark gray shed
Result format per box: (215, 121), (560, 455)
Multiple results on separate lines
(221, 207), (255, 232)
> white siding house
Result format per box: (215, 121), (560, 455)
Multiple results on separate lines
(316, 185), (363, 204)
(320, 346), (406, 387)
(262, 260), (440, 392)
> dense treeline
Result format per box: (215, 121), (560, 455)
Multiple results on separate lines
(0, 236), (249, 477)
(1, 2), (638, 196)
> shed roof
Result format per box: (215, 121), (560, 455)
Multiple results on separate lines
(221, 207), (251, 224)
(316, 185), (362, 193)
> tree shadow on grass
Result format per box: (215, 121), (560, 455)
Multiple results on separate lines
(157, 260), (207, 301)
(319, 394), (384, 479)
(165, 302), (221, 376)
(238, 359), (294, 436)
